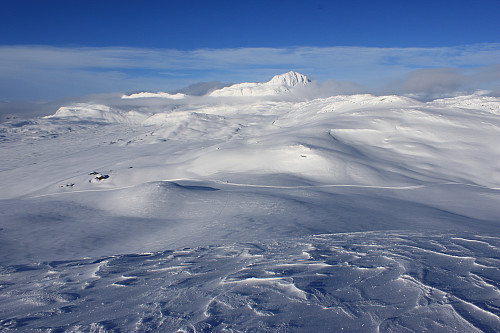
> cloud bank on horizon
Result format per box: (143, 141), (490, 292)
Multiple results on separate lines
(1, 44), (499, 102)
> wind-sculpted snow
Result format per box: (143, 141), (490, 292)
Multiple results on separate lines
(1, 75), (500, 331)
(1, 232), (499, 332)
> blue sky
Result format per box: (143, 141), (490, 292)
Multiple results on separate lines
(1, 0), (500, 101)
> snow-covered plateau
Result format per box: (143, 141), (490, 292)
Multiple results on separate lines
(1, 72), (500, 332)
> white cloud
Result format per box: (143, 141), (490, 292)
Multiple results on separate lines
(383, 64), (500, 99)
(0, 44), (499, 100)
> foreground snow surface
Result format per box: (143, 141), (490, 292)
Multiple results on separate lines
(1, 233), (499, 332)
(1, 90), (500, 331)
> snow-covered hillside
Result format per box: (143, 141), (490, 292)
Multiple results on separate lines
(1, 73), (499, 332)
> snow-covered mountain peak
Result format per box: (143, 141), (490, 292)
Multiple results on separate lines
(267, 71), (311, 87)
(209, 71), (311, 97)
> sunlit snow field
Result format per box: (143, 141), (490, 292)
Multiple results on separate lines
(1, 73), (500, 332)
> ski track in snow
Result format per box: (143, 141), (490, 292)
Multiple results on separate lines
(23, 179), (429, 199)
(1, 232), (499, 332)
(25, 178), (500, 200)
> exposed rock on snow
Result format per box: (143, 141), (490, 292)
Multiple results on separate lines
(209, 71), (311, 97)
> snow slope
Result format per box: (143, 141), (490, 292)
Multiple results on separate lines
(209, 71), (311, 97)
(1, 73), (500, 331)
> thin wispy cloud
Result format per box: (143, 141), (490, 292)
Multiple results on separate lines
(0, 44), (499, 101)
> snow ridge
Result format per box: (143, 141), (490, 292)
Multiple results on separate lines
(209, 71), (311, 97)
(44, 103), (148, 124)
(428, 92), (500, 114)
(121, 92), (186, 100)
